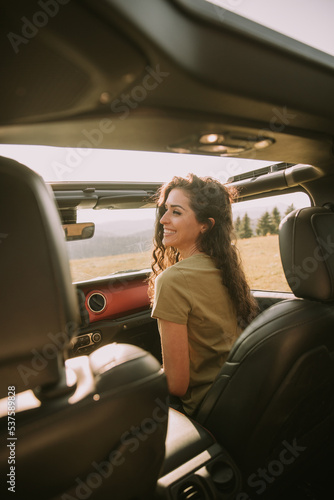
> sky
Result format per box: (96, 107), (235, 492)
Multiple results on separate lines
(0, 144), (275, 183)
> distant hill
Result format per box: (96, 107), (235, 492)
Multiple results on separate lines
(66, 220), (154, 259)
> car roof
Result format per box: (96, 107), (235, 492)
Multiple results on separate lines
(1, 0), (334, 205)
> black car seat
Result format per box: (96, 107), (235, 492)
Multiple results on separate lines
(0, 156), (168, 500)
(194, 206), (334, 496)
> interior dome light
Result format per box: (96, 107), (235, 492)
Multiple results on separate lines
(199, 133), (225, 144)
(198, 144), (228, 153)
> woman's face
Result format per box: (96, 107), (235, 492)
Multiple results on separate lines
(159, 188), (206, 258)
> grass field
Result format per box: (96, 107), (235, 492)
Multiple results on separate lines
(70, 234), (290, 292)
(236, 235), (289, 291)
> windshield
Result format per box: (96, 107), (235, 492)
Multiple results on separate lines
(68, 191), (310, 289)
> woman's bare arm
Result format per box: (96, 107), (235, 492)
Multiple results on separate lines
(159, 319), (190, 397)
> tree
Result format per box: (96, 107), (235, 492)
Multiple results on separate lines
(271, 207), (281, 234)
(256, 211), (272, 236)
(285, 204), (295, 215)
(234, 216), (241, 237)
(239, 213), (253, 239)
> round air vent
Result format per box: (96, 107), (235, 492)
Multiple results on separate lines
(87, 292), (107, 313)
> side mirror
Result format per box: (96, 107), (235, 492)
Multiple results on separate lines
(63, 222), (95, 241)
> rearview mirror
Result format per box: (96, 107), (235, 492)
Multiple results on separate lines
(63, 222), (95, 241)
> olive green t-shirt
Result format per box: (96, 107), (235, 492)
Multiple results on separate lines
(151, 254), (238, 416)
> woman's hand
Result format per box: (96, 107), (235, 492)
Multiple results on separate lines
(159, 319), (190, 397)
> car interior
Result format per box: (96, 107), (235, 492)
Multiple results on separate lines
(1, 1), (334, 499)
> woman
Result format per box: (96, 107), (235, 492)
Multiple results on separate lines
(148, 174), (258, 416)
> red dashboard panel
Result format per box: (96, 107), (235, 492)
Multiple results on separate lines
(80, 275), (151, 323)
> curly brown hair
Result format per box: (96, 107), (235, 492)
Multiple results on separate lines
(147, 174), (258, 327)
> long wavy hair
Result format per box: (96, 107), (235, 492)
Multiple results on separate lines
(147, 174), (258, 327)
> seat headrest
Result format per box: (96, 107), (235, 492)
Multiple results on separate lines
(0, 157), (80, 398)
(279, 206), (334, 301)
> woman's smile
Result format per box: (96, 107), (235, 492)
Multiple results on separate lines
(160, 188), (206, 258)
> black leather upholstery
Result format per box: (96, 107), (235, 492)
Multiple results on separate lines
(279, 206), (334, 301)
(0, 157), (168, 499)
(0, 156), (80, 397)
(195, 206), (334, 490)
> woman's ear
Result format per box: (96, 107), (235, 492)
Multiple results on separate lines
(208, 217), (215, 229)
(201, 218), (215, 233)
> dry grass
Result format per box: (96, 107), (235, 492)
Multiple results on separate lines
(236, 235), (289, 291)
(70, 252), (152, 282)
(70, 234), (290, 292)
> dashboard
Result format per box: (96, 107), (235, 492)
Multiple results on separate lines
(68, 271), (162, 362)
